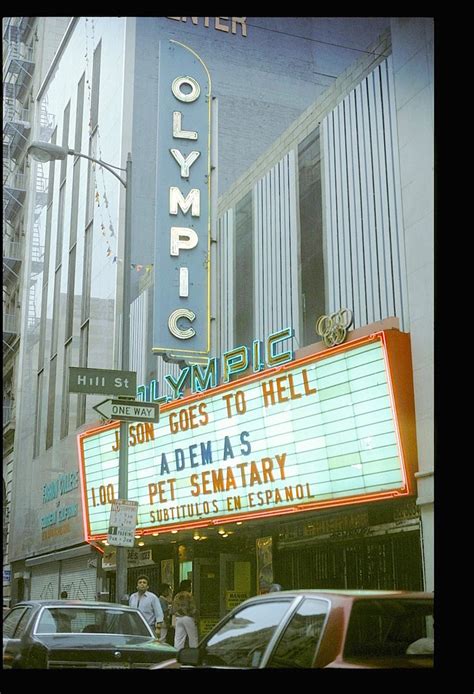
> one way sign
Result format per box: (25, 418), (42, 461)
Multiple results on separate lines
(93, 398), (160, 423)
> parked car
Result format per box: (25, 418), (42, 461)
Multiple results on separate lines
(152, 589), (434, 669)
(2, 599), (177, 669)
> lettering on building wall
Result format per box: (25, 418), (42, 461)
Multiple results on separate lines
(40, 471), (79, 541)
(167, 17), (247, 36)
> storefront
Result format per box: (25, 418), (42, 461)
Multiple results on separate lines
(10, 544), (101, 604)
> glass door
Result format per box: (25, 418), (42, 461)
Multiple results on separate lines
(193, 557), (220, 638)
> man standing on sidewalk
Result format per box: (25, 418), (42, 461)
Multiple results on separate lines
(129, 575), (163, 636)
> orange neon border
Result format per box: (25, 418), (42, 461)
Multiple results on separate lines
(78, 330), (417, 541)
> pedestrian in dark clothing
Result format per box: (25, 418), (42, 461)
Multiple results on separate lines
(158, 583), (173, 644)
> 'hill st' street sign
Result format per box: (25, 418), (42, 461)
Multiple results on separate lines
(69, 367), (137, 397)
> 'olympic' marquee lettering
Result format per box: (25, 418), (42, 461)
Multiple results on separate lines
(139, 327), (295, 403)
(168, 75), (202, 339)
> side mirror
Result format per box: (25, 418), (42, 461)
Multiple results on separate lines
(177, 647), (201, 666)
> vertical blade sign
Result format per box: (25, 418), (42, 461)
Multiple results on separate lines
(153, 40), (212, 356)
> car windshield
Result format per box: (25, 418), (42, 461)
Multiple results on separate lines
(344, 599), (434, 658)
(35, 607), (152, 636)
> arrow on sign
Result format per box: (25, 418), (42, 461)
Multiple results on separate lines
(92, 398), (160, 423)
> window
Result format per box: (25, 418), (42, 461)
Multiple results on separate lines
(35, 607), (151, 636)
(90, 42), (101, 131)
(267, 598), (328, 668)
(77, 321), (89, 426)
(203, 600), (291, 668)
(81, 222), (93, 322)
(15, 607), (33, 638)
(75, 74), (85, 151)
(46, 355), (57, 449)
(33, 369), (43, 457)
(60, 339), (72, 438)
(59, 101), (70, 184)
(65, 244), (76, 342)
(36, 608), (57, 633)
(234, 191), (253, 348)
(298, 128), (324, 347)
(3, 607), (28, 638)
(344, 599), (434, 658)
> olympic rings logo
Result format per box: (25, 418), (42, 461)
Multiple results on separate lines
(315, 308), (353, 347)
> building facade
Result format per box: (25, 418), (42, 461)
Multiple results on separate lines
(4, 17), (433, 623)
(2, 16), (71, 605)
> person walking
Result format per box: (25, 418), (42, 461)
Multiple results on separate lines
(172, 579), (198, 650)
(129, 575), (163, 636)
(158, 583), (173, 644)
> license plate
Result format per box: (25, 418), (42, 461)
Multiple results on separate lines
(102, 663), (130, 669)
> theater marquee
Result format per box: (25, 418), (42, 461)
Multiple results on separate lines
(78, 330), (418, 540)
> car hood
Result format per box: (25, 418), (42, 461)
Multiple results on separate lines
(330, 655), (434, 669)
(35, 634), (176, 651)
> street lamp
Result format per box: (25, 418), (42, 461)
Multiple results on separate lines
(27, 140), (132, 605)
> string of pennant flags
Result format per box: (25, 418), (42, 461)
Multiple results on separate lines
(131, 263), (154, 273)
(85, 18), (119, 263)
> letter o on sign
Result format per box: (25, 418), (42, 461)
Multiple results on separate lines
(172, 75), (201, 103)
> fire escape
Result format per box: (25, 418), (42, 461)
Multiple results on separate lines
(2, 17), (35, 565)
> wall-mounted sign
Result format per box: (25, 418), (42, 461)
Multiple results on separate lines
(78, 330), (417, 540)
(316, 308), (353, 347)
(102, 546), (154, 570)
(167, 17), (248, 37)
(40, 471), (80, 542)
(153, 39), (212, 357)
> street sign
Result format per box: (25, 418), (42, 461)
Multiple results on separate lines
(69, 367), (137, 397)
(107, 499), (138, 547)
(92, 398), (160, 423)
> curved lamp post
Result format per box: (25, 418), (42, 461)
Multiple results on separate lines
(28, 140), (132, 604)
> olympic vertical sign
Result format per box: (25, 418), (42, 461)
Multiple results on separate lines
(153, 40), (212, 357)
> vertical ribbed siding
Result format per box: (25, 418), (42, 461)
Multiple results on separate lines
(156, 355), (180, 394)
(59, 556), (97, 601)
(130, 290), (148, 384)
(254, 151), (300, 344)
(321, 56), (408, 330)
(216, 209), (234, 355)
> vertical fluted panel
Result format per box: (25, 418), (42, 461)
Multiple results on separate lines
(216, 209), (235, 355)
(322, 56), (408, 330)
(254, 150), (300, 345)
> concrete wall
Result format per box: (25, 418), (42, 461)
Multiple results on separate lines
(390, 17), (434, 591)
